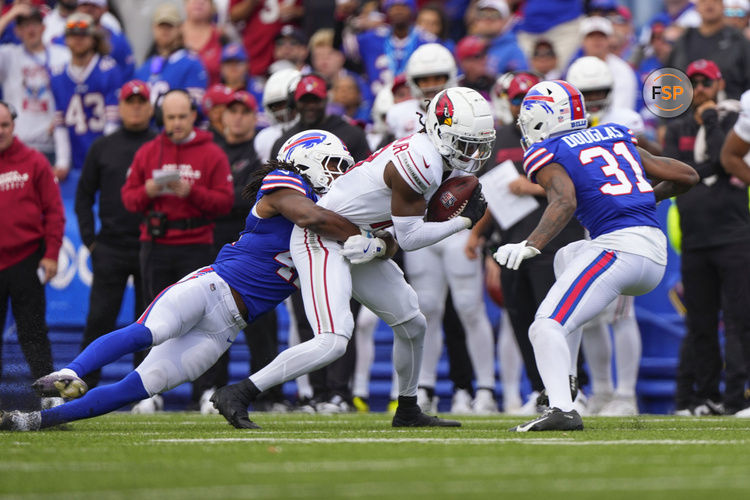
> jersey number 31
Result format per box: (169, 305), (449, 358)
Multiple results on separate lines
(579, 142), (653, 196)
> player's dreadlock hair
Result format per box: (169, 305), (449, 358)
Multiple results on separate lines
(417, 110), (427, 134)
(242, 159), (305, 202)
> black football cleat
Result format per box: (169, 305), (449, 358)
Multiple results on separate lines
(509, 407), (583, 432)
(210, 384), (261, 429)
(392, 396), (461, 427)
(32, 371), (88, 400)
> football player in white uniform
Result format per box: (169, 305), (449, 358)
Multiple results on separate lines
(388, 43), (498, 413)
(211, 87), (495, 428)
(254, 68), (301, 163)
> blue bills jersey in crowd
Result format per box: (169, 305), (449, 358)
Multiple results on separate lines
(212, 169), (317, 320)
(50, 54), (121, 170)
(523, 123), (660, 239)
(135, 49), (208, 104)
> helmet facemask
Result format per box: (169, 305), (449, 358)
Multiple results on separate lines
(440, 130), (494, 172)
(297, 153), (353, 194)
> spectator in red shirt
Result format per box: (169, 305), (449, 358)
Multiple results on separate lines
(229, 0), (303, 76)
(121, 89), (233, 412)
(0, 101), (65, 408)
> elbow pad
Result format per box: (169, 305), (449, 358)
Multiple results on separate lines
(392, 215), (470, 251)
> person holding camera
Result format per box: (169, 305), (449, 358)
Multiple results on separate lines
(121, 88), (233, 412)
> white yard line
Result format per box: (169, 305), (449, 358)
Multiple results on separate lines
(150, 437), (748, 445)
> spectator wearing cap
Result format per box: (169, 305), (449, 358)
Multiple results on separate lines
(467, 0), (527, 76)
(669, 0), (750, 99)
(49, 12), (122, 181)
(664, 58), (750, 416)
(456, 35), (493, 98)
(193, 89), (288, 414)
(73, 80), (156, 389)
(529, 39), (560, 79)
(578, 16), (638, 110)
(0, 4), (70, 164)
(0, 100), (65, 410)
(271, 73), (370, 162)
(724, 0), (750, 38)
(608, 5), (636, 61)
(219, 42), (265, 116)
(514, 0), (584, 72)
(272, 25), (310, 74)
(229, 0), (303, 77)
(42, 0), (122, 46)
(56, 0), (134, 80)
(309, 28), (373, 122)
(202, 83), (233, 139)
(353, 0), (439, 96)
(473, 71), (586, 414)
(182, 0), (226, 86)
(135, 3), (208, 106)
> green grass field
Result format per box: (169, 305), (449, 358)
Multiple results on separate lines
(2, 412), (750, 499)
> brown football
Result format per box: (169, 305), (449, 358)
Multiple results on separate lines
(426, 175), (479, 222)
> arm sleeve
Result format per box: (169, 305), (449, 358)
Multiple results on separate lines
(522, 145), (554, 183)
(733, 90), (750, 142)
(53, 122), (71, 169)
(74, 140), (101, 248)
(392, 214), (470, 251)
(36, 157), (65, 261)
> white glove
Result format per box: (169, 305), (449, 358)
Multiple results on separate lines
(341, 234), (386, 264)
(493, 240), (541, 270)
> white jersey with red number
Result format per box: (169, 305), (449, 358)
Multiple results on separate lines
(319, 132), (449, 231)
(385, 99), (424, 140)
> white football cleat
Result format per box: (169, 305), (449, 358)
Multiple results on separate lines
(131, 395), (164, 414)
(450, 389), (474, 415)
(199, 388), (219, 415)
(514, 390), (543, 416)
(417, 387), (439, 414)
(598, 395), (638, 416)
(0, 410), (41, 431)
(586, 392), (614, 416)
(472, 388), (498, 414)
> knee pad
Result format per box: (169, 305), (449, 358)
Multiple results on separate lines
(317, 332), (350, 365)
(392, 313), (426, 341)
(529, 317), (566, 346)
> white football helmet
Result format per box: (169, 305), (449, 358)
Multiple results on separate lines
(490, 72), (516, 125)
(277, 129), (354, 194)
(406, 43), (458, 105)
(425, 87), (496, 173)
(371, 87), (394, 135)
(517, 80), (588, 151)
(566, 56), (613, 121)
(262, 68), (301, 126)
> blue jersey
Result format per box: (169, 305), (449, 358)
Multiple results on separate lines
(212, 169), (317, 319)
(50, 54), (122, 170)
(135, 49), (208, 103)
(523, 123), (659, 239)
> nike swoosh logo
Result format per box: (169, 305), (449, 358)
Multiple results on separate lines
(226, 336), (232, 343)
(364, 242), (371, 253)
(513, 416), (544, 432)
(422, 158), (429, 169)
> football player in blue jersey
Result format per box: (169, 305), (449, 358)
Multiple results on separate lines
(0, 131), (369, 432)
(494, 80), (698, 431)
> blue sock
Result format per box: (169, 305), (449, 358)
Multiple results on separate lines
(67, 323), (152, 377)
(40, 371), (150, 428)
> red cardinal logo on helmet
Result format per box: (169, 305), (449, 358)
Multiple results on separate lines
(435, 93), (454, 126)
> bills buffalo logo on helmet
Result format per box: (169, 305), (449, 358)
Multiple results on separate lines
(435, 93), (455, 126)
(282, 132), (327, 162)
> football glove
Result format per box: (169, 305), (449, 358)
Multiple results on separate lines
(460, 184), (487, 228)
(341, 233), (387, 264)
(493, 240), (541, 270)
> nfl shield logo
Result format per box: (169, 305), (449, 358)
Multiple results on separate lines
(440, 191), (457, 209)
